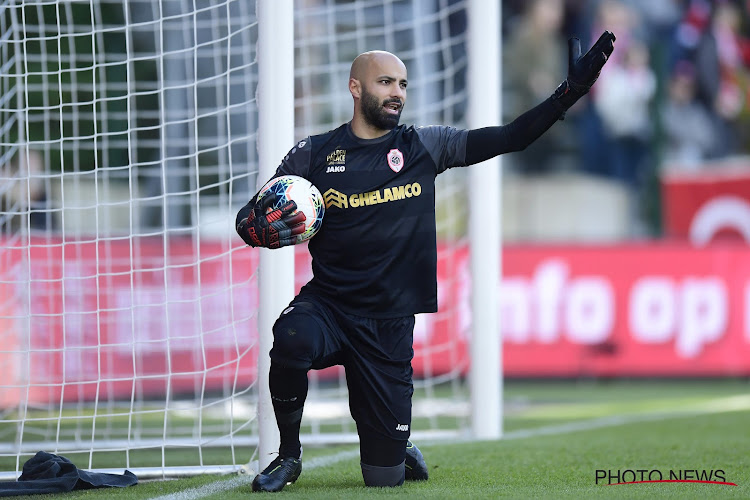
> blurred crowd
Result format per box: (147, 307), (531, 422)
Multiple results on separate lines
(502, 0), (750, 232)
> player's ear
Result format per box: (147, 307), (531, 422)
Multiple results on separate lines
(349, 77), (361, 99)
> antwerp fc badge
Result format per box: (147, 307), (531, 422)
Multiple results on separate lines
(387, 149), (404, 173)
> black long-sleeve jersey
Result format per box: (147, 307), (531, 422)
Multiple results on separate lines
(279, 123), (466, 318)
(238, 96), (565, 318)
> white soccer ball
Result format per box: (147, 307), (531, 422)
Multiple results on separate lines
(257, 175), (325, 244)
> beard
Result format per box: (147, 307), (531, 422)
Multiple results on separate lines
(361, 86), (402, 130)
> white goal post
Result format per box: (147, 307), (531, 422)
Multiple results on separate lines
(0, 0), (500, 480)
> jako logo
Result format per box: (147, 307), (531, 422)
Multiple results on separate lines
(323, 183), (422, 210)
(395, 424), (409, 432)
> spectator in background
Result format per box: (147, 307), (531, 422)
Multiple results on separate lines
(594, 40), (656, 186)
(578, 0), (644, 179)
(503, 0), (569, 174)
(693, 0), (749, 155)
(673, 0), (713, 62)
(661, 60), (720, 168)
(592, 39), (656, 235)
(629, 0), (684, 42)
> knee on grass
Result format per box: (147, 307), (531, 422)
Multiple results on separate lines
(360, 461), (405, 487)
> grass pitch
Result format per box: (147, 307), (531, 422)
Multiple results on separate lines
(7, 379), (750, 499)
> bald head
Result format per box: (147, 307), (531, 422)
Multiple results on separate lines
(350, 51), (406, 81)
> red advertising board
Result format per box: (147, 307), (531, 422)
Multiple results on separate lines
(413, 243), (750, 378)
(662, 164), (750, 244)
(2, 238), (750, 405)
(0, 237), (261, 403)
(493, 244), (750, 377)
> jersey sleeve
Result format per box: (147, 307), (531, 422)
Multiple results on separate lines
(414, 125), (469, 174)
(275, 137), (313, 177)
(255, 137), (313, 197)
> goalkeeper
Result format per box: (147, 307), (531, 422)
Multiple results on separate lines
(237, 32), (615, 492)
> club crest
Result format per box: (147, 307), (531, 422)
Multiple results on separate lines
(387, 149), (404, 173)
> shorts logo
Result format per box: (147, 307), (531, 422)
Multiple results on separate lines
(395, 423), (409, 432)
(387, 149), (404, 173)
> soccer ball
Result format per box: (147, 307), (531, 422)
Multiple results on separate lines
(257, 175), (325, 244)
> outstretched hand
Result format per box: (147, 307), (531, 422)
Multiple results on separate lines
(552, 30), (616, 114)
(567, 31), (616, 92)
(237, 194), (306, 249)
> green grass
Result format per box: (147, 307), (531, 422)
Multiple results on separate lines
(287, 413), (750, 500)
(5, 379), (750, 499)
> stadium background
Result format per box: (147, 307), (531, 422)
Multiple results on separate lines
(1, 0), (750, 488)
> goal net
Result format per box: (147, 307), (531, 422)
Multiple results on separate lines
(0, 0), (478, 479)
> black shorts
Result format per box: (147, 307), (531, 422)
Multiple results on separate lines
(270, 295), (415, 444)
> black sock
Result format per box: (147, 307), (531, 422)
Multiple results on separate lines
(269, 362), (308, 459)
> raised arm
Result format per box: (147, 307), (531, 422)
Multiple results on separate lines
(465, 31), (616, 166)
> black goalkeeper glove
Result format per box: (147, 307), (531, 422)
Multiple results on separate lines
(236, 194), (306, 249)
(552, 30), (616, 117)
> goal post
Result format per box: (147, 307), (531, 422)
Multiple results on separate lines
(256, 0), (294, 470)
(0, 0), (503, 481)
(467, 0), (502, 440)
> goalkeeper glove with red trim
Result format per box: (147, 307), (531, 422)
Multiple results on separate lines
(237, 195), (306, 249)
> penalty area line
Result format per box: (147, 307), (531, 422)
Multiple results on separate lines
(502, 394), (750, 441)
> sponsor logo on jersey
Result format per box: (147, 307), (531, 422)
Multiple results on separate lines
(326, 149), (346, 173)
(395, 423), (409, 432)
(324, 188), (349, 209)
(387, 148), (404, 172)
(323, 182), (422, 209)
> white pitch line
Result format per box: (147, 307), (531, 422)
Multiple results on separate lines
(149, 449), (361, 500)
(502, 394), (750, 441)
(151, 395), (750, 500)
(504, 412), (702, 440)
(149, 474), (253, 500)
